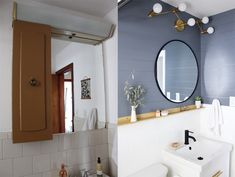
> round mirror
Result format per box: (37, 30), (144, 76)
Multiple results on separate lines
(155, 40), (198, 103)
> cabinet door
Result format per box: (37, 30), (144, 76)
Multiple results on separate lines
(12, 20), (52, 143)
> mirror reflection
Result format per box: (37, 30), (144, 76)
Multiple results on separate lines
(52, 39), (106, 133)
(155, 40), (198, 103)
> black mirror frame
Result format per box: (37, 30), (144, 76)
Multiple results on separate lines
(154, 39), (199, 104)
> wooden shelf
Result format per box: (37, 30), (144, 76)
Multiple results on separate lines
(118, 105), (201, 126)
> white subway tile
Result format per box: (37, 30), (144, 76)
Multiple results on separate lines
(13, 156), (33, 177)
(0, 159), (13, 177)
(95, 144), (109, 160)
(33, 154), (51, 173)
(23, 142), (41, 156)
(3, 139), (22, 159)
(50, 152), (67, 170)
(73, 132), (89, 148)
(40, 136), (58, 154)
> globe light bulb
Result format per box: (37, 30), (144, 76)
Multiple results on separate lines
(207, 27), (215, 34)
(187, 18), (196, 26)
(202, 17), (209, 24)
(153, 3), (163, 13)
(178, 3), (187, 12)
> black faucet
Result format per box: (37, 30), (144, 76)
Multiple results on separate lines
(184, 130), (196, 145)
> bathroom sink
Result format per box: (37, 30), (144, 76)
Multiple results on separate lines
(163, 137), (232, 177)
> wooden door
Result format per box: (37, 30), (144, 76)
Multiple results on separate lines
(51, 74), (60, 134)
(12, 20), (52, 143)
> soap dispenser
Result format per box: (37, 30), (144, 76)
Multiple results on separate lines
(59, 164), (68, 177)
(96, 157), (103, 176)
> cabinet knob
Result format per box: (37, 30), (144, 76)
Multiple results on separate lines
(29, 78), (39, 87)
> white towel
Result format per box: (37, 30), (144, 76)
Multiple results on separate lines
(81, 108), (98, 130)
(208, 99), (224, 136)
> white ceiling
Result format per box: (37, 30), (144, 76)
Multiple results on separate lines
(32, 0), (117, 17)
(162, 0), (235, 17)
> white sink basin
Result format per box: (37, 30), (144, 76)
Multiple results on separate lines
(163, 137), (232, 177)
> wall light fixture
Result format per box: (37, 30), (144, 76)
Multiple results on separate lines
(148, 2), (215, 35)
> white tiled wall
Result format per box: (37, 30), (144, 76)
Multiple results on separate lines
(0, 129), (109, 177)
(107, 124), (117, 177)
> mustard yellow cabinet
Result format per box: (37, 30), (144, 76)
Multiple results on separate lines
(12, 20), (52, 143)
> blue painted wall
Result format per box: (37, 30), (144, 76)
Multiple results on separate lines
(201, 9), (235, 105)
(118, 0), (201, 117)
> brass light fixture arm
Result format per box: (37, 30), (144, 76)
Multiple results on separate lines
(172, 9), (182, 21)
(148, 8), (176, 17)
(196, 20), (207, 34)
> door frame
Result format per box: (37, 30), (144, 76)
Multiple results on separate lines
(56, 63), (75, 133)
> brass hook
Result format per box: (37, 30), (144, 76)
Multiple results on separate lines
(29, 78), (39, 87)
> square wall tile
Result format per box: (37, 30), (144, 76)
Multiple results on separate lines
(66, 149), (79, 166)
(77, 162), (96, 174)
(72, 132), (89, 149)
(50, 152), (67, 170)
(0, 140), (2, 160)
(88, 129), (108, 146)
(95, 144), (109, 160)
(108, 126), (117, 145)
(24, 174), (42, 177)
(0, 159), (13, 177)
(33, 154), (51, 173)
(58, 134), (73, 151)
(23, 142), (41, 156)
(3, 139), (22, 159)
(101, 158), (109, 174)
(0, 132), (8, 139)
(77, 147), (95, 165)
(42, 170), (58, 177)
(109, 157), (117, 177)
(7, 132), (12, 139)
(13, 156), (33, 177)
(40, 136), (58, 154)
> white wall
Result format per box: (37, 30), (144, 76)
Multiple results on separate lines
(102, 7), (118, 177)
(118, 110), (201, 177)
(102, 7), (118, 125)
(52, 39), (106, 130)
(200, 105), (235, 177)
(0, 0), (13, 132)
